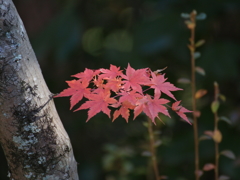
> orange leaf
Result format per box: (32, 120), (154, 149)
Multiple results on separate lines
(195, 89), (207, 99)
(187, 44), (194, 52)
(185, 20), (195, 29)
(213, 129), (222, 143)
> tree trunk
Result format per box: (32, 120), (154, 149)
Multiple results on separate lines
(0, 0), (79, 179)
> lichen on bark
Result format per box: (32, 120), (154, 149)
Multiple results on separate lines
(0, 0), (79, 179)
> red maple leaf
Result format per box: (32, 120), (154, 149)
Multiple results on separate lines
(172, 101), (192, 124)
(118, 90), (143, 105)
(99, 64), (123, 79)
(54, 80), (90, 109)
(113, 101), (135, 122)
(92, 76), (106, 90)
(56, 63), (191, 125)
(72, 68), (100, 84)
(134, 94), (170, 124)
(74, 89), (117, 121)
(121, 64), (151, 93)
(104, 77), (123, 92)
(150, 72), (182, 100)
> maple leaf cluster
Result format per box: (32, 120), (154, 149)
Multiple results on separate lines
(55, 64), (191, 124)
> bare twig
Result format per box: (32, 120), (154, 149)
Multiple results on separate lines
(187, 10), (200, 180)
(147, 118), (160, 180)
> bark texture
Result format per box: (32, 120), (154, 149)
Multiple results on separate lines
(0, 0), (79, 179)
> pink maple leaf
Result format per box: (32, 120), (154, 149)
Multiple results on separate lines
(93, 76), (105, 89)
(121, 64), (151, 93)
(55, 80), (90, 110)
(172, 101), (192, 124)
(99, 64), (123, 79)
(72, 68), (100, 84)
(74, 89), (117, 121)
(113, 101), (135, 122)
(56, 63), (191, 125)
(104, 77), (123, 92)
(134, 94), (170, 124)
(118, 90), (143, 105)
(150, 72), (182, 100)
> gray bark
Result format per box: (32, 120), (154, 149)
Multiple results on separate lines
(0, 0), (79, 179)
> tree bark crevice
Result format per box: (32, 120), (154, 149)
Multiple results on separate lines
(0, 0), (79, 179)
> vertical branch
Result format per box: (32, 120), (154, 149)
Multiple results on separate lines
(213, 82), (220, 180)
(187, 10), (200, 180)
(147, 118), (160, 180)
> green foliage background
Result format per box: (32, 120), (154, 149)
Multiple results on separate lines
(1, 0), (240, 179)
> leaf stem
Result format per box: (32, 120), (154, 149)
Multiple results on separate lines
(188, 10), (200, 180)
(147, 118), (160, 180)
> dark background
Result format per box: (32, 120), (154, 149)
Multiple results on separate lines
(1, 0), (240, 179)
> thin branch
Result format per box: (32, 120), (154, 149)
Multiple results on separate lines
(147, 118), (160, 180)
(213, 82), (220, 180)
(188, 10), (200, 180)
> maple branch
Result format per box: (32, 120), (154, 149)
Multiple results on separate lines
(147, 118), (160, 180)
(142, 87), (152, 93)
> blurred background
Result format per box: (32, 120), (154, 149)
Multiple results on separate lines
(1, 0), (240, 179)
